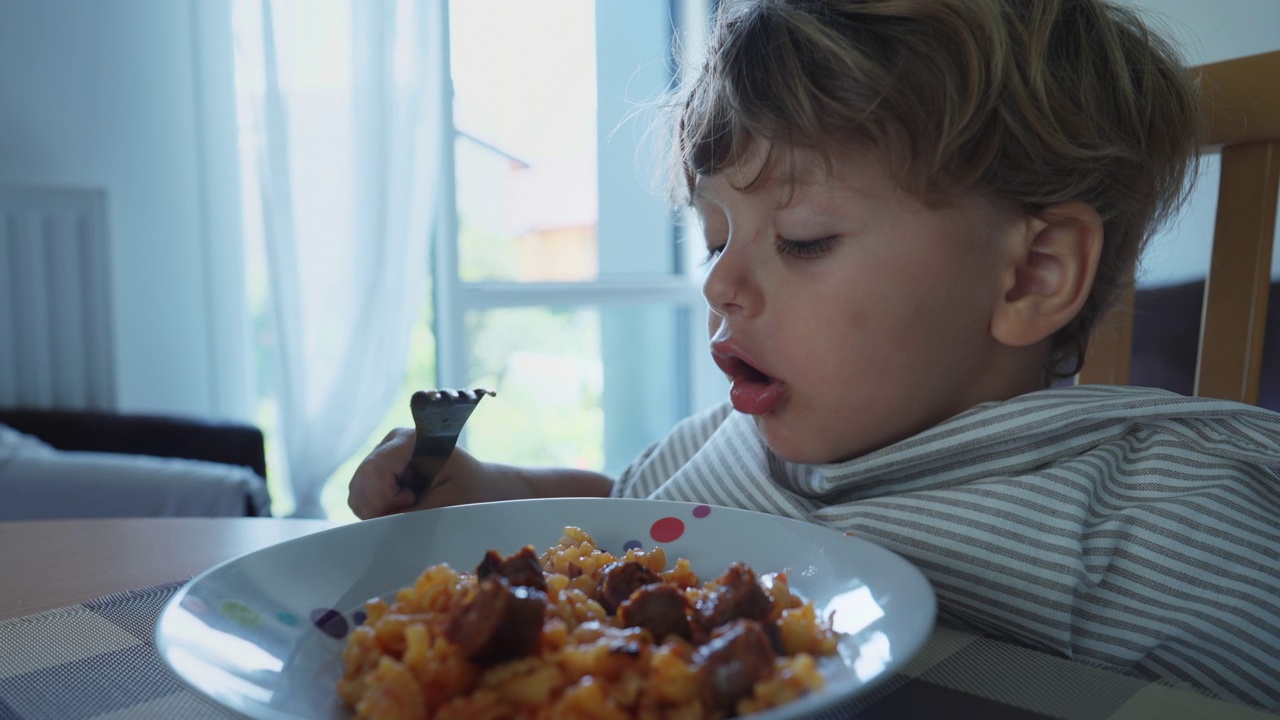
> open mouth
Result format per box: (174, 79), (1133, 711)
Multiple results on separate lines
(711, 350), (787, 415)
(716, 353), (774, 385)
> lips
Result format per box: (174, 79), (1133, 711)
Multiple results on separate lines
(710, 342), (787, 415)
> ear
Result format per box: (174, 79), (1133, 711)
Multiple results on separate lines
(990, 201), (1103, 348)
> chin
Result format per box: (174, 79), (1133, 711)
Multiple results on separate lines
(753, 418), (847, 465)
(754, 416), (894, 466)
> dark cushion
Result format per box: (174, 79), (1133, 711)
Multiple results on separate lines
(0, 409), (268, 479)
(1130, 279), (1280, 413)
(0, 409), (269, 516)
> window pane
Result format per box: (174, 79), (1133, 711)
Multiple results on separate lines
(450, 0), (598, 283)
(461, 303), (694, 475)
(463, 306), (604, 467)
(449, 0), (676, 282)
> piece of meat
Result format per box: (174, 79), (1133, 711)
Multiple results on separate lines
(762, 621), (785, 655)
(595, 561), (661, 615)
(693, 619), (777, 714)
(618, 582), (693, 642)
(697, 563), (772, 631)
(445, 578), (547, 663)
(475, 546), (547, 592)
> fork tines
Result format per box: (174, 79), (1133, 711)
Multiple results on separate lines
(413, 388), (496, 405)
(409, 388), (496, 437)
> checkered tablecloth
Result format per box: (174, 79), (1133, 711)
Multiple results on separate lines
(0, 581), (1275, 720)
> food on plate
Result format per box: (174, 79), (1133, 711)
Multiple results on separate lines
(338, 527), (838, 719)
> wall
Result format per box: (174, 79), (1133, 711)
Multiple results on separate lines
(0, 0), (251, 420)
(1125, 0), (1280, 286)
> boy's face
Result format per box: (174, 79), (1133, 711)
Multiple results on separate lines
(695, 143), (1032, 464)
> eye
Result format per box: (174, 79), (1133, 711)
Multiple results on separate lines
(701, 243), (726, 266)
(776, 236), (837, 259)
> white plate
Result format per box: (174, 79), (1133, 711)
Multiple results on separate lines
(156, 498), (936, 719)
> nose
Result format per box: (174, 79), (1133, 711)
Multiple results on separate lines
(701, 238), (759, 317)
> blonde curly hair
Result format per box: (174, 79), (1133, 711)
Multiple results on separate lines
(672, 0), (1205, 377)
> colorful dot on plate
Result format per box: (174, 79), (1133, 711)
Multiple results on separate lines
(692, 505), (711, 519)
(181, 596), (208, 614)
(353, 610), (368, 626)
(310, 608), (349, 639)
(219, 600), (262, 629)
(276, 611), (299, 626)
(650, 516), (685, 543)
(623, 540), (642, 552)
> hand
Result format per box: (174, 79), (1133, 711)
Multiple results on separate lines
(346, 428), (419, 519)
(346, 428), (527, 519)
(347, 428), (616, 520)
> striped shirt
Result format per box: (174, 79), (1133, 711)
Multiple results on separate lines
(611, 384), (1280, 709)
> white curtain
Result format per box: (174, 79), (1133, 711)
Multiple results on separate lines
(237, 0), (447, 517)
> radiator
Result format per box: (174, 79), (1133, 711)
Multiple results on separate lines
(0, 186), (115, 410)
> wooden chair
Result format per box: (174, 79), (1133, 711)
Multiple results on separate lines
(1078, 50), (1280, 405)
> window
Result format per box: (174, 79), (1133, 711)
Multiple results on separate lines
(437, 0), (725, 484)
(237, 1), (724, 519)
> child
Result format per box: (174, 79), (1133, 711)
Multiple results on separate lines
(349, 0), (1280, 709)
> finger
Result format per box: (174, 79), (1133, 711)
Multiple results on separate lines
(348, 429), (418, 517)
(383, 485), (420, 515)
(348, 481), (380, 519)
(350, 481), (415, 519)
(347, 467), (401, 520)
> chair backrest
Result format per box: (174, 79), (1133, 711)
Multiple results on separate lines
(1078, 50), (1280, 405)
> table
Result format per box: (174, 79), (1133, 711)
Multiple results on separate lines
(0, 518), (340, 719)
(0, 518), (339, 621)
(0, 517), (1275, 720)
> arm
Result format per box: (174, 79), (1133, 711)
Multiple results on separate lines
(346, 427), (613, 520)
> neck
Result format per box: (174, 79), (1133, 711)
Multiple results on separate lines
(966, 341), (1054, 408)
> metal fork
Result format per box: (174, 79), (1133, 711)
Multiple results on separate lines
(395, 388), (495, 498)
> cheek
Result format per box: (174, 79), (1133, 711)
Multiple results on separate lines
(887, 287), (990, 363)
(809, 279), (973, 378)
(897, 242), (999, 325)
(797, 309), (888, 381)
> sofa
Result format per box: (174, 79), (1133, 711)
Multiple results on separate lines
(0, 409), (271, 520)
